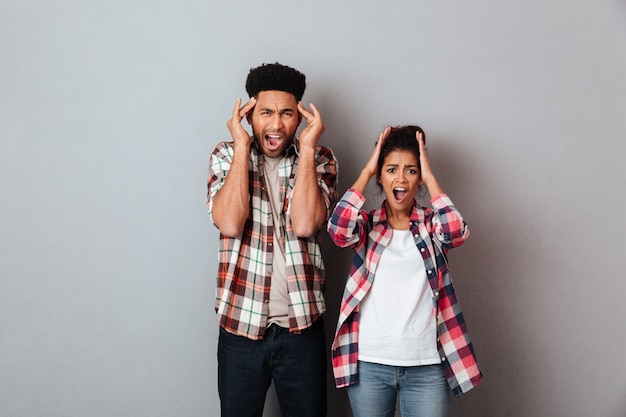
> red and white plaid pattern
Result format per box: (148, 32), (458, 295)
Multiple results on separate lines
(208, 140), (338, 339)
(327, 189), (482, 397)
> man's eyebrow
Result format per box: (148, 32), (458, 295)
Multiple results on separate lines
(258, 107), (295, 113)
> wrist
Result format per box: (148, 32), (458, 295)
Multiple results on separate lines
(298, 141), (317, 152)
(298, 144), (317, 160)
(361, 167), (376, 180)
(233, 140), (251, 152)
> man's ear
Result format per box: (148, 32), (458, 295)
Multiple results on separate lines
(245, 112), (252, 125)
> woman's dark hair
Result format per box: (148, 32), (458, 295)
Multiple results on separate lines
(376, 125), (426, 179)
(245, 62), (306, 101)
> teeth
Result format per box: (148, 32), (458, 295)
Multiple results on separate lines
(393, 187), (408, 201)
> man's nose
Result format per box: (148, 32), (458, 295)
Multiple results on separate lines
(269, 113), (282, 129)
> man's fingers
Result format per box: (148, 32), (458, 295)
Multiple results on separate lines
(238, 97), (256, 118)
(297, 101), (315, 120)
(231, 98), (243, 119)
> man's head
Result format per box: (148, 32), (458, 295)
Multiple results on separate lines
(245, 63), (306, 157)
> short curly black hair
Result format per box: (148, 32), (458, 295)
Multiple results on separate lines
(245, 62), (306, 101)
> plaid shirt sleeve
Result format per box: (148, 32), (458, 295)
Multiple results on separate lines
(430, 194), (470, 250)
(207, 141), (234, 223)
(312, 145), (339, 217)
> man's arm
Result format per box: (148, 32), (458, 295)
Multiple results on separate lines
(290, 102), (331, 237)
(210, 98), (256, 237)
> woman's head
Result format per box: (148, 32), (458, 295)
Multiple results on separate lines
(376, 125), (425, 179)
(376, 125), (426, 212)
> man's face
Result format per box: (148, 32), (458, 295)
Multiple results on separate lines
(247, 90), (301, 158)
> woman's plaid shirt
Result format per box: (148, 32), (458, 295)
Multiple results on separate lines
(327, 189), (482, 397)
(207, 140), (338, 340)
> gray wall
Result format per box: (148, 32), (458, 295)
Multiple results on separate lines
(1, 1), (625, 416)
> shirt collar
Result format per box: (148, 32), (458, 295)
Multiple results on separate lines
(372, 199), (427, 226)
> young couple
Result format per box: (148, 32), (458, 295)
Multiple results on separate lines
(207, 62), (482, 417)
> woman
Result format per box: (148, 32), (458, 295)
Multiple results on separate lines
(328, 125), (482, 417)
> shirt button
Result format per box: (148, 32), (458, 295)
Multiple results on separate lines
(268, 242), (273, 247)
(441, 357), (446, 361)
(427, 270), (432, 275)
(434, 291), (439, 296)
(420, 248), (425, 252)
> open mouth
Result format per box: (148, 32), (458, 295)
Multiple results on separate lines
(393, 187), (408, 202)
(265, 134), (282, 151)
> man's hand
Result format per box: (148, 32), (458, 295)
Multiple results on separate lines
(297, 102), (325, 149)
(226, 97), (256, 148)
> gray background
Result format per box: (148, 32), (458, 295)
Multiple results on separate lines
(1, 0), (625, 416)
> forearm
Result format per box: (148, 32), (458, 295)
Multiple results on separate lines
(327, 189), (365, 248)
(291, 146), (327, 237)
(350, 167), (376, 194)
(431, 194), (470, 248)
(423, 176), (444, 199)
(211, 144), (251, 237)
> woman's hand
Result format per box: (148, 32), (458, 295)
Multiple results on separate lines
(417, 131), (444, 197)
(364, 126), (391, 178)
(349, 126), (391, 193)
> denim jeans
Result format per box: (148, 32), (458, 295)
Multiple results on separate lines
(347, 361), (450, 417)
(217, 318), (327, 417)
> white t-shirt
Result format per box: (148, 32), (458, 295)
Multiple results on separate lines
(358, 229), (441, 366)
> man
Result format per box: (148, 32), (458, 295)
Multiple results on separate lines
(207, 62), (338, 417)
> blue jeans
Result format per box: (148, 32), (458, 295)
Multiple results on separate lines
(347, 361), (450, 417)
(217, 318), (327, 417)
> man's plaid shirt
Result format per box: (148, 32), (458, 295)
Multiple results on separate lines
(327, 189), (482, 397)
(207, 139), (338, 339)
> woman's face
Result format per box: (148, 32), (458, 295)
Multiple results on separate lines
(378, 149), (421, 214)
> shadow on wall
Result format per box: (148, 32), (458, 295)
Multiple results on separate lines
(431, 135), (547, 416)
